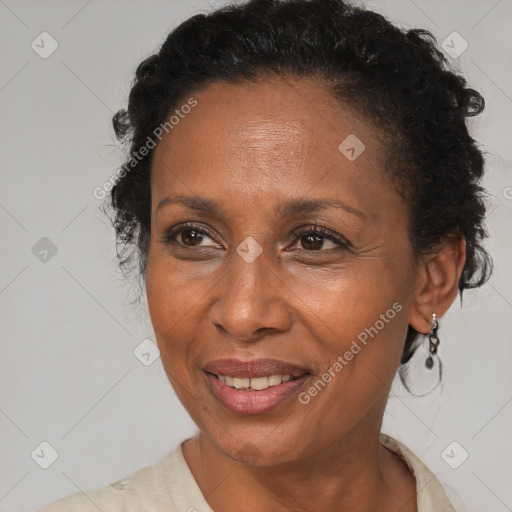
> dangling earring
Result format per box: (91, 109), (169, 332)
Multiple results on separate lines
(398, 313), (443, 395)
(425, 313), (440, 370)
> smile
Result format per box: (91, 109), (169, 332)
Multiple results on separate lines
(205, 371), (310, 415)
(213, 373), (297, 391)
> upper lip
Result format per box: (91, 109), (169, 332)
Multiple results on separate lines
(203, 358), (310, 378)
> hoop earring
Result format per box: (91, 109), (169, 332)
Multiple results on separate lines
(425, 313), (440, 370)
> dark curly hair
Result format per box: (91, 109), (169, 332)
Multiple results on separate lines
(105, 0), (492, 384)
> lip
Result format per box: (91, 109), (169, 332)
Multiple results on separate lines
(203, 358), (310, 379)
(205, 372), (310, 415)
(203, 358), (311, 415)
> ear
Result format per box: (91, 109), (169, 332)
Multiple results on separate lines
(409, 236), (466, 334)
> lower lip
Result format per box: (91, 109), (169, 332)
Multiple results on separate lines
(205, 372), (310, 415)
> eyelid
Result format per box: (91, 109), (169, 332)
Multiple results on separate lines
(288, 224), (352, 250)
(161, 222), (222, 247)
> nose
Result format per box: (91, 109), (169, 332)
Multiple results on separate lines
(208, 244), (292, 342)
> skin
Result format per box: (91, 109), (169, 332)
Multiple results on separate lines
(146, 76), (466, 512)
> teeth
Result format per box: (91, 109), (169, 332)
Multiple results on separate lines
(217, 374), (298, 391)
(268, 375), (282, 386)
(233, 377), (250, 389)
(249, 376), (269, 391)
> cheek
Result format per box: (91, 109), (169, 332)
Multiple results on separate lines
(286, 255), (408, 329)
(145, 253), (202, 358)
(288, 258), (411, 390)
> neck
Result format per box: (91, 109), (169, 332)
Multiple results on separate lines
(182, 427), (417, 512)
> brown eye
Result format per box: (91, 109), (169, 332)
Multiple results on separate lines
(180, 228), (205, 246)
(161, 222), (220, 248)
(300, 233), (332, 251)
(290, 225), (351, 252)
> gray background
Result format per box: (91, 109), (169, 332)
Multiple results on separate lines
(1, 0), (511, 510)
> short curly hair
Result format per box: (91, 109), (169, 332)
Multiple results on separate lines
(106, 0), (492, 377)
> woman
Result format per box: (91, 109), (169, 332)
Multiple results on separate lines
(38, 0), (492, 510)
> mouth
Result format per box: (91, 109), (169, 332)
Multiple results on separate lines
(207, 372), (304, 391)
(203, 358), (311, 415)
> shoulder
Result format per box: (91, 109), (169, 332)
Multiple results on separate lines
(36, 449), (178, 512)
(379, 433), (462, 512)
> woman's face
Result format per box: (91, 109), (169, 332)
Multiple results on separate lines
(147, 77), (420, 465)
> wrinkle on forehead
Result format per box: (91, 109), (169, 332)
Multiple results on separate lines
(152, 77), (391, 206)
(228, 118), (309, 148)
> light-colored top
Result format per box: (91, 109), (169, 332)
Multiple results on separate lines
(37, 433), (461, 511)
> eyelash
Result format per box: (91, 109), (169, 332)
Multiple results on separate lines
(290, 224), (351, 251)
(160, 222), (351, 252)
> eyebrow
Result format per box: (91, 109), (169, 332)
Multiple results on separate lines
(156, 195), (223, 216)
(275, 198), (366, 220)
(156, 195), (366, 220)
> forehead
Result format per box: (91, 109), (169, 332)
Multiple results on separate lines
(151, 77), (393, 219)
